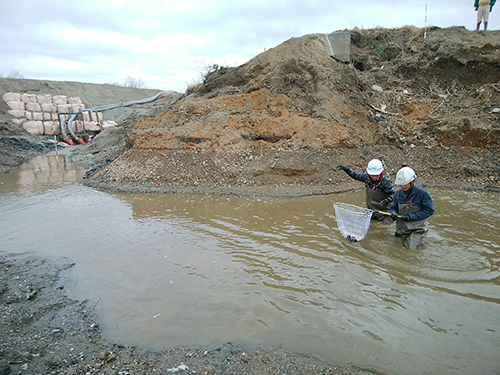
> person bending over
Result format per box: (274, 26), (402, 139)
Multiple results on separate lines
(336, 159), (395, 224)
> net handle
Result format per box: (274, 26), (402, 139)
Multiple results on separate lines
(333, 202), (402, 218)
(373, 210), (401, 218)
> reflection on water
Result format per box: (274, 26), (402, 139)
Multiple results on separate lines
(0, 155), (499, 375)
(0, 154), (87, 193)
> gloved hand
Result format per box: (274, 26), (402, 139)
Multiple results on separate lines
(390, 213), (398, 221)
(401, 215), (411, 221)
(380, 198), (390, 208)
(336, 165), (348, 172)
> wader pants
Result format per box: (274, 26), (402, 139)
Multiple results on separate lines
(366, 188), (392, 224)
(395, 202), (428, 250)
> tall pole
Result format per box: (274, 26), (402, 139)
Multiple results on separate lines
(424, 1), (428, 41)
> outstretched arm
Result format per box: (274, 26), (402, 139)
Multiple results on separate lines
(336, 165), (365, 182)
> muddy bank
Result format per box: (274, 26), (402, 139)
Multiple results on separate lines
(80, 144), (500, 198)
(0, 136), (55, 174)
(0, 253), (374, 375)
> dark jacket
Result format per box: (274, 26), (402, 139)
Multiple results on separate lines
(344, 169), (395, 200)
(390, 185), (435, 222)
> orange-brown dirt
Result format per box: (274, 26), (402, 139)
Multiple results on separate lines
(1, 26), (499, 196)
(82, 26), (500, 197)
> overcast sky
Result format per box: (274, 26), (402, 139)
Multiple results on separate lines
(0, 0), (496, 93)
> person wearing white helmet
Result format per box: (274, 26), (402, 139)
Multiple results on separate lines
(390, 166), (435, 250)
(336, 159), (395, 223)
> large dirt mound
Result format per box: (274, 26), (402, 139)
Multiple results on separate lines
(125, 89), (350, 151)
(85, 26), (500, 196)
(177, 26), (500, 150)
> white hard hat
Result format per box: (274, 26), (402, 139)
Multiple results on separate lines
(366, 159), (384, 175)
(395, 167), (417, 185)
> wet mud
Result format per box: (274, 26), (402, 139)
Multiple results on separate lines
(0, 253), (373, 375)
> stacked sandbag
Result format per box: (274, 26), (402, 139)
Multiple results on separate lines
(82, 110), (103, 131)
(102, 120), (118, 130)
(2, 92), (103, 136)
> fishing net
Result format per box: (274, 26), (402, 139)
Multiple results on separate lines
(333, 203), (374, 242)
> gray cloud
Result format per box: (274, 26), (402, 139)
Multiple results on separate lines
(0, 0), (493, 92)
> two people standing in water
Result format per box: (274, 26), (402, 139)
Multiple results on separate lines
(336, 160), (434, 250)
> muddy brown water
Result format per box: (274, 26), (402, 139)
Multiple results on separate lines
(1, 155), (499, 375)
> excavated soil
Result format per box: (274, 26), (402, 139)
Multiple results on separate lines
(1, 25), (500, 374)
(81, 26), (500, 196)
(2, 27), (500, 195)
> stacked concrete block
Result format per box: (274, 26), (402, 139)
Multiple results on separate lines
(52, 95), (67, 105)
(2, 91), (104, 136)
(26, 102), (42, 112)
(21, 93), (37, 104)
(40, 103), (56, 112)
(32, 112), (44, 121)
(89, 111), (98, 122)
(74, 121), (84, 133)
(23, 121), (44, 135)
(85, 122), (101, 131)
(6, 101), (25, 110)
(68, 97), (82, 104)
(56, 104), (72, 113)
(2, 92), (21, 102)
(43, 122), (58, 136)
(37, 94), (52, 104)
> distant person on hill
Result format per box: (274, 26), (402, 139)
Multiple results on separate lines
(336, 159), (395, 224)
(475, 0), (496, 30)
(389, 167), (435, 250)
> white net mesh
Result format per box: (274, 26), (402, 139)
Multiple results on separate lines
(333, 203), (374, 242)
